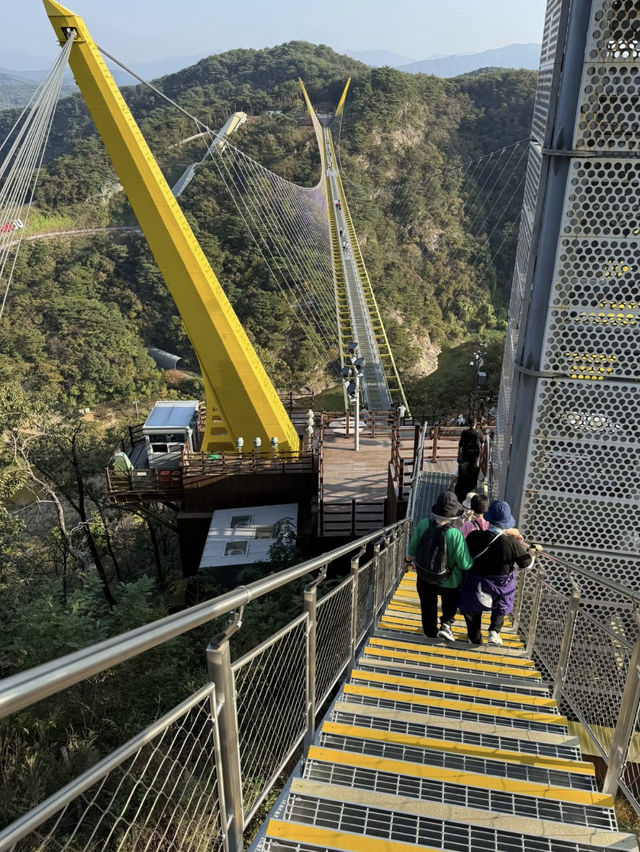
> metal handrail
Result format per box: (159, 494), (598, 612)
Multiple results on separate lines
(0, 522), (405, 720)
(406, 421), (428, 522)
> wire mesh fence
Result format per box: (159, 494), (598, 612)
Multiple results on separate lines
(513, 566), (538, 646)
(356, 561), (375, 645)
(2, 686), (223, 852)
(232, 614), (308, 823)
(531, 582), (571, 680)
(561, 608), (632, 759)
(316, 578), (353, 707)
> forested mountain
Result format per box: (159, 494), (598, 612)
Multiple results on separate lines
(0, 44), (536, 410)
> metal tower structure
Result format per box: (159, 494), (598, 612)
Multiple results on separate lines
(495, 0), (640, 583)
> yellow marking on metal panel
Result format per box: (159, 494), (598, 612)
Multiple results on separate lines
(322, 722), (592, 774)
(343, 684), (567, 726)
(379, 616), (524, 646)
(44, 0), (300, 453)
(369, 636), (535, 667)
(364, 645), (541, 678)
(351, 669), (556, 707)
(307, 746), (614, 807)
(266, 820), (436, 851)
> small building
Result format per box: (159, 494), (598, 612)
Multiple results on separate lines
(199, 503), (298, 582)
(142, 400), (201, 469)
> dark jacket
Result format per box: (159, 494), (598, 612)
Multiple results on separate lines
(465, 529), (533, 577)
(458, 427), (482, 464)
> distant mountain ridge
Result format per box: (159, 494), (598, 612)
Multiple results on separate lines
(0, 53), (209, 110)
(397, 44), (541, 77)
(0, 42), (541, 111)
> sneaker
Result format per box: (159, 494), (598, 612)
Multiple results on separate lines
(437, 623), (455, 642)
(487, 630), (503, 646)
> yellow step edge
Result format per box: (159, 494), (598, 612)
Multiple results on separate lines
(379, 617), (525, 648)
(364, 645), (542, 679)
(343, 683), (568, 726)
(266, 819), (434, 852)
(389, 604), (514, 629)
(351, 669), (556, 708)
(369, 636), (535, 667)
(386, 604), (515, 630)
(288, 780), (632, 849)
(322, 721), (591, 774)
(307, 746), (613, 807)
(382, 613), (520, 639)
(334, 700), (580, 747)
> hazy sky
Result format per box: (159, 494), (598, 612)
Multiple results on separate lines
(6, 0), (547, 67)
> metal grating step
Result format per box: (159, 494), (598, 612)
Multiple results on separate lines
(330, 709), (580, 759)
(361, 649), (542, 682)
(349, 670), (558, 713)
(368, 635), (538, 668)
(319, 731), (596, 790)
(342, 685), (568, 733)
(279, 792), (624, 851)
(303, 757), (616, 831)
(359, 655), (550, 695)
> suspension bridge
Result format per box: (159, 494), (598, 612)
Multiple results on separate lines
(1, 0), (640, 850)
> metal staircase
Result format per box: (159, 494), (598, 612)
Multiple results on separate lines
(257, 570), (637, 852)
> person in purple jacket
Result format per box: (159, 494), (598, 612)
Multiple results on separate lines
(458, 500), (534, 646)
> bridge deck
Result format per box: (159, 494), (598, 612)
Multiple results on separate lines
(255, 571), (636, 852)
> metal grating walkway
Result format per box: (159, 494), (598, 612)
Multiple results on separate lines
(255, 571), (638, 852)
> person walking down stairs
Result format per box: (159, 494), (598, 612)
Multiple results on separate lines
(405, 491), (472, 641)
(459, 499), (535, 646)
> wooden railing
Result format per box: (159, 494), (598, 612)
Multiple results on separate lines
(319, 499), (387, 537)
(106, 450), (318, 498)
(182, 450), (316, 479)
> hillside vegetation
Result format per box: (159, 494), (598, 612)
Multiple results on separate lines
(0, 45), (535, 411)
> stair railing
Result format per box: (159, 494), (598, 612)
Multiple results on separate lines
(0, 521), (408, 852)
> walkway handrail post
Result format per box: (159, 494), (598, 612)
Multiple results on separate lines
(303, 566), (326, 756)
(349, 548), (366, 675)
(512, 568), (527, 632)
(525, 565), (545, 657)
(552, 583), (581, 703)
(431, 426), (438, 462)
(602, 622), (640, 797)
(373, 540), (383, 618)
(206, 614), (244, 852)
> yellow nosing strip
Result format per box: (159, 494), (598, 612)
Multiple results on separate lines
(266, 820), (436, 852)
(381, 616), (520, 641)
(343, 683), (568, 726)
(322, 721), (591, 773)
(307, 746), (613, 807)
(369, 636), (535, 667)
(351, 669), (556, 708)
(363, 646), (540, 678)
(379, 616), (524, 646)
(334, 700), (580, 746)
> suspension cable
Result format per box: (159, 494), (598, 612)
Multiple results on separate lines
(0, 35), (74, 321)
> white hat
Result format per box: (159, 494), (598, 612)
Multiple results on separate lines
(462, 491), (477, 510)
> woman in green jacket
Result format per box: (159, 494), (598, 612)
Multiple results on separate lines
(406, 491), (473, 640)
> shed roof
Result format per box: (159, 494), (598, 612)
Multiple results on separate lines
(143, 400), (199, 431)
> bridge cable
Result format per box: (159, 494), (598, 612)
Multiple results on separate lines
(0, 35), (74, 321)
(98, 45), (339, 367)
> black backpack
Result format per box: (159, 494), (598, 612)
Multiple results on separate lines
(414, 522), (451, 584)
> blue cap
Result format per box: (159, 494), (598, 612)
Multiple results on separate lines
(484, 500), (515, 529)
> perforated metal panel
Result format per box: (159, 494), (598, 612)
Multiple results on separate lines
(495, 0), (640, 586)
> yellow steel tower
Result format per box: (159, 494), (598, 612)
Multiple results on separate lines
(43, 0), (299, 454)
